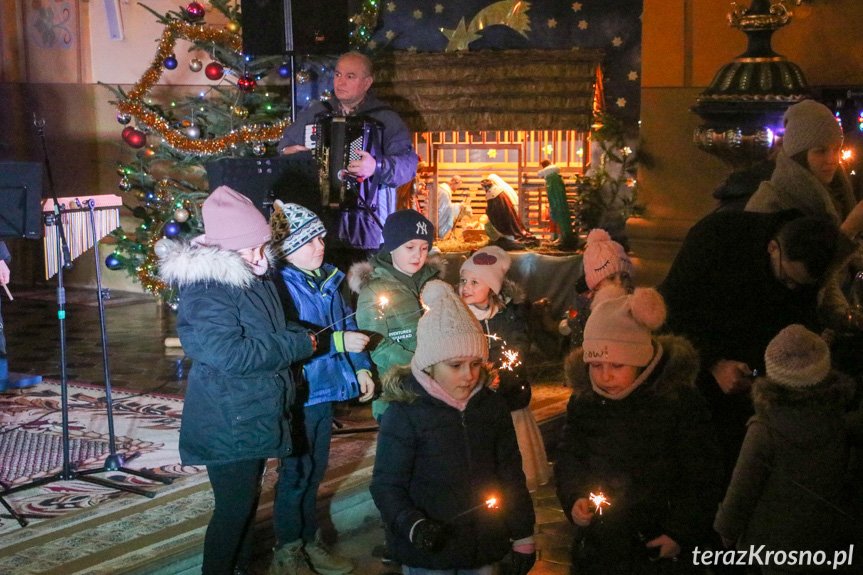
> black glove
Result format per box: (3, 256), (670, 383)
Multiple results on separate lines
(503, 550), (536, 575)
(411, 519), (448, 553)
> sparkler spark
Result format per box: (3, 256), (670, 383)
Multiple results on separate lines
(485, 497), (499, 510)
(589, 492), (611, 515)
(314, 294), (390, 335)
(499, 348), (521, 371)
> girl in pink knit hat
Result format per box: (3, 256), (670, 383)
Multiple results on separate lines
(556, 288), (723, 574)
(459, 245), (550, 492)
(559, 228), (636, 350)
(371, 280), (536, 575)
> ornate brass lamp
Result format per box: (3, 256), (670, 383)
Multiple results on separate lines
(692, 0), (811, 167)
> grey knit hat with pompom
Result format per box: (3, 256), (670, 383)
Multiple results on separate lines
(764, 324), (831, 388)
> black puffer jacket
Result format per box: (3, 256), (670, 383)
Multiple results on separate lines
(370, 367), (535, 570)
(159, 240), (315, 465)
(556, 335), (723, 572)
(481, 280), (532, 411)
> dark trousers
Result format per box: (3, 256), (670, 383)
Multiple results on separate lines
(274, 401), (333, 544)
(203, 459), (265, 575)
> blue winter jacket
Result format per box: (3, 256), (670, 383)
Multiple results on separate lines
(276, 263), (372, 406)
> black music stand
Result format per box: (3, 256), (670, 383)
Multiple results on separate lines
(0, 162), (44, 391)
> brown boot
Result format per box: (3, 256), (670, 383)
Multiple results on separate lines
(304, 530), (353, 575)
(268, 539), (315, 575)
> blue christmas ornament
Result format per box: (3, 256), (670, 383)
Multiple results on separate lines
(278, 63), (291, 78)
(164, 55), (179, 70)
(105, 253), (122, 270)
(164, 221), (181, 238)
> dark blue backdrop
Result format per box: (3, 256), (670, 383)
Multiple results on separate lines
(295, 1), (642, 126)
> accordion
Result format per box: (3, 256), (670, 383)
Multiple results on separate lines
(305, 113), (382, 208)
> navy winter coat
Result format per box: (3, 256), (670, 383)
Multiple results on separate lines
(371, 369), (535, 570)
(159, 241), (314, 466)
(275, 263), (372, 406)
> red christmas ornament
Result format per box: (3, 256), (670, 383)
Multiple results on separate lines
(204, 62), (224, 81)
(237, 75), (257, 93)
(123, 129), (147, 149)
(121, 126), (136, 140)
(185, 2), (205, 18)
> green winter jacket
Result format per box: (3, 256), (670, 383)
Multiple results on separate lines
(348, 252), (441, 378)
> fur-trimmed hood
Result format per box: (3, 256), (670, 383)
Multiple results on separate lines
(157, 238), (273, 289)
(564, 334), (700, 399)
(499, 277), (526, 305)
(537, 164), (561, 179)
(751, 372), (855, 447)
(347, 251), (447, 294)
(378, 363), (496, 405)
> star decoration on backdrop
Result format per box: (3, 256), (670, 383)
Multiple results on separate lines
(440, 17), (482, 51)
(435, 4), (444, 13)
(572, 2), (582, 11)
(385, 30), (396, 40)
(616, 98), (627, 108)
(628, 71), (639, 81)
(387, 2), (396, 12)
(548, 18), (557, 28)
(612, 37), (623, 47)
(487, 150), (498, 158)
(413, 9), (422, 19)
(368, 40), (378, 49)
(578, 20), (588, 30)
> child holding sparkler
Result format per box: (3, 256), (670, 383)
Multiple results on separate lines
(460, 246), (550, 492)
(157, 186), (316, 575)
(558, 228), (636, 351)
(714, 325), (857, 571)
(555, 288), (723, 574)
(371, 280), (536, 575)
(268, 201), (374, 575)
(348, 209), (442, 420)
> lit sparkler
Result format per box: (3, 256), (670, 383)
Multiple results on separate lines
(499, 349), (521, 371)
(589, 492), (611, 515)
(448, 494), (502, 523)
(314, 295), (389, 335)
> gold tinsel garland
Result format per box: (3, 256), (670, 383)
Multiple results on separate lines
(116, 20), (288, 156)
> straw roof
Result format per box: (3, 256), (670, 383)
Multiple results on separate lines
(372, 49), (604, 133)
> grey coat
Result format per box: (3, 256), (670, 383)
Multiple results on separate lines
(714, 374), (857, 569)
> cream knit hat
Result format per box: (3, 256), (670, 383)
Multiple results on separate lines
(764, 324), (831, 388)
(583, 229), (635, 290)
(781, 100), (843, 158)
(412, 280), (489, 372)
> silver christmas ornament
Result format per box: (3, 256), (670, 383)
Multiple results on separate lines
(252, 143), (266, 156)
(189, 58), (203, 72)
(185, 125), (201, 139)
(173, 208), (190, 223)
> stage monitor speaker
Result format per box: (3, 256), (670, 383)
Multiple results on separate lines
(205, 154), (321, 217)
(0, 162), (44, 240)
(241, 0), (350, 56)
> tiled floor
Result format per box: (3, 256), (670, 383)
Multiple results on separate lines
(2, 286), (577, 574)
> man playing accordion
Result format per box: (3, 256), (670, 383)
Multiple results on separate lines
(278, 52), (418, 253)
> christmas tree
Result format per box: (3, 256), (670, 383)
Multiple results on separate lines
(102, 0), (379, 305)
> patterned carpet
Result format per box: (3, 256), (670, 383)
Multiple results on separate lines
(0, 381), (572, 574)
